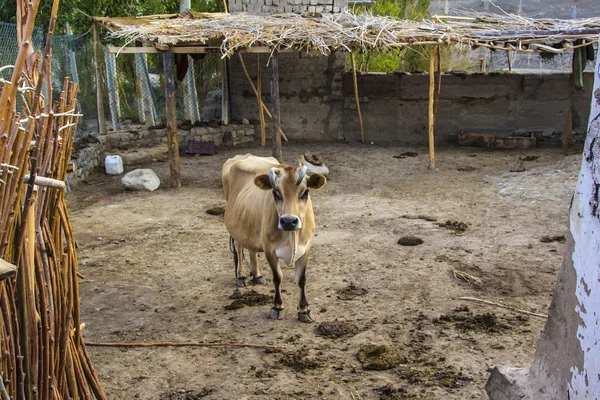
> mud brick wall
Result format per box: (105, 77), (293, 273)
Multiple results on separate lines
(341, 72), (594, 143)
(229, 0), (345, 14)
(229, 51), (346, 140)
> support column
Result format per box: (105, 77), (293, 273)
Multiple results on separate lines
(221, 58), (230, 125)
(486, 38), (600, 400)
(270, 51), (282, 162)
(104, 47), (120, 131)
(162, 51), (182, 189)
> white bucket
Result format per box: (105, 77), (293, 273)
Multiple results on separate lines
(105, 155), (124, 175)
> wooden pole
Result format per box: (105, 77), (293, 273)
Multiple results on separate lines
(92, 23), (106, 134)
(270, 51), (283, 162)
(221, 58), (230, 125)
(350, 52), (364, 144)
(257, 54), (266, 146)
(162, 51), (182, 189)
(134, 54), (146, 124)
(434, 45), (442, 124)
(237, 53), (288, 141)
(428, 45), (437, 170)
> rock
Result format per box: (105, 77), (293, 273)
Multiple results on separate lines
(121, 169), (160, 192)
(397, 235), (424, 246)
(242, 118), (250, 125)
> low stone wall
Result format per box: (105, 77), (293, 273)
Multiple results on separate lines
(67, 123), (257, 185)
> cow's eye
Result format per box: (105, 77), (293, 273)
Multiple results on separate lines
(300, 190), (309, 200)
(272, 190), (282, 202)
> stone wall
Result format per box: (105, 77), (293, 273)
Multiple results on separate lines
(229, 65), (593, 144)
(229, 0), (345, 14)
(342, 72), (593, 143)
(230, 52), (345, 140)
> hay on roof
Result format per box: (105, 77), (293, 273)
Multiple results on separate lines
(94, 11), (600, 57)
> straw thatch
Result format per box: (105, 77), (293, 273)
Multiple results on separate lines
(95, 11), (600, 57)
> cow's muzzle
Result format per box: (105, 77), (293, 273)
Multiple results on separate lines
(279, 215), (301, 231)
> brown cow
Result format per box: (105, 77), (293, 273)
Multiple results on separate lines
(222, 154), (326, 322)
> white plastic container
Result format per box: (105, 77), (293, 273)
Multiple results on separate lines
(105, 155), (124, 175)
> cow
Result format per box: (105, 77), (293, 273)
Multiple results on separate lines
(222, 154), (327, 322)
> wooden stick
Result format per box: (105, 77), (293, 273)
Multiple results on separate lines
(23, 174), (66, 190)
(92, 23), (107, 135)
(86, 341), (287, 349)
(428, 45), (437, 170)
(350, 52), (364, 144)
(257, 54), (266, 146)
(162, 51), (182, 189)
(270, 51), (283, 162)
(434, 45), (442, 124)
(458, 297), (548, 319)
(237, 53), (288, 141)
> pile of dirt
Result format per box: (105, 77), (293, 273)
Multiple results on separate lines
(224, 289), (271, 310)
(357, 345), (402, 370)
(336, 282), (368, 300)
(397, 235), (424, 246)
(315, 321), (360, 338)
(397, 365), (474, 388)
(374, 384), (419, 400)
(280, 349), (323, 372)
(438, 220), (468, 233)
(162, 388), (213, 400)
(540, 235), (566, 243)
(435, 311), (510, 333)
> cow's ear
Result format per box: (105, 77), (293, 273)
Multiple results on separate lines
(307, 174), (326, 190)
(254, 174), (272, 190)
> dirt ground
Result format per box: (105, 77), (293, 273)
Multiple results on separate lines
(67, 141), (581, 400)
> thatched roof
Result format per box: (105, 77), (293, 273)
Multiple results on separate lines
(95, 11), (600, 57)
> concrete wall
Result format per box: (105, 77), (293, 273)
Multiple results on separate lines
(229, 65), (594, 144)
(230, 52), (346, 140)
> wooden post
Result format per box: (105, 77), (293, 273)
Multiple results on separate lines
(104, 47), (120, 131)
(162, 51), (182, 189)
(65, 23), (79, 84)
(237, 53), (288, 141)
(350, 52), (364, 144)
(221, 58), (230, 125)
(92, 23), (106, 134)
(434, 45), (442, 124)
(180, 0), (201, 123)
(270, 51), (283, 162)
(257, 54), (266, 146)
(428, 45), (438, 170)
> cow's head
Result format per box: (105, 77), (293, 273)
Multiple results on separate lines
(254, 164), (326, 231)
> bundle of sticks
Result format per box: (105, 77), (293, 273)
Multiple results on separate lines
(0, 0), (105, 398)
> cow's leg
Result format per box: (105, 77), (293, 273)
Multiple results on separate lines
(234, 241), (247, 287)
(265, 251), (284, 320)
(249, 251), (266, 285)
(295, 248), (314, 323)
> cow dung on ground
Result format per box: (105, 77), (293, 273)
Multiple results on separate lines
(398, 235), (424, 246)
(205, 206), (225, 216)
(357, 344), (402, 370)
(315, 321), (360, 339)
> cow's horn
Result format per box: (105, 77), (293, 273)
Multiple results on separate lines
(296, 166), (307, 186)
(269, 168), (278, 187)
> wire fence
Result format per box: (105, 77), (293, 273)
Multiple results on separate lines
(0, 21), (222, 137)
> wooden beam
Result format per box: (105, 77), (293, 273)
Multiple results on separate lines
(92, 23), (107, 134)
(428, 45), (437, 170)
(162, 51), (182, 189)
(270, 51), (283, 162)
(106, 46), (299, 55)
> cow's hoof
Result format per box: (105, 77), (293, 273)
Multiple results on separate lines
(297, 310), (314, 323)
(271, 307), (285, 320)
(251, 275), (266, 285)
(235, 277), (247, 287)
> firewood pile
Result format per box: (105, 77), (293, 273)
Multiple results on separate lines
(0, 1), (105, 398)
